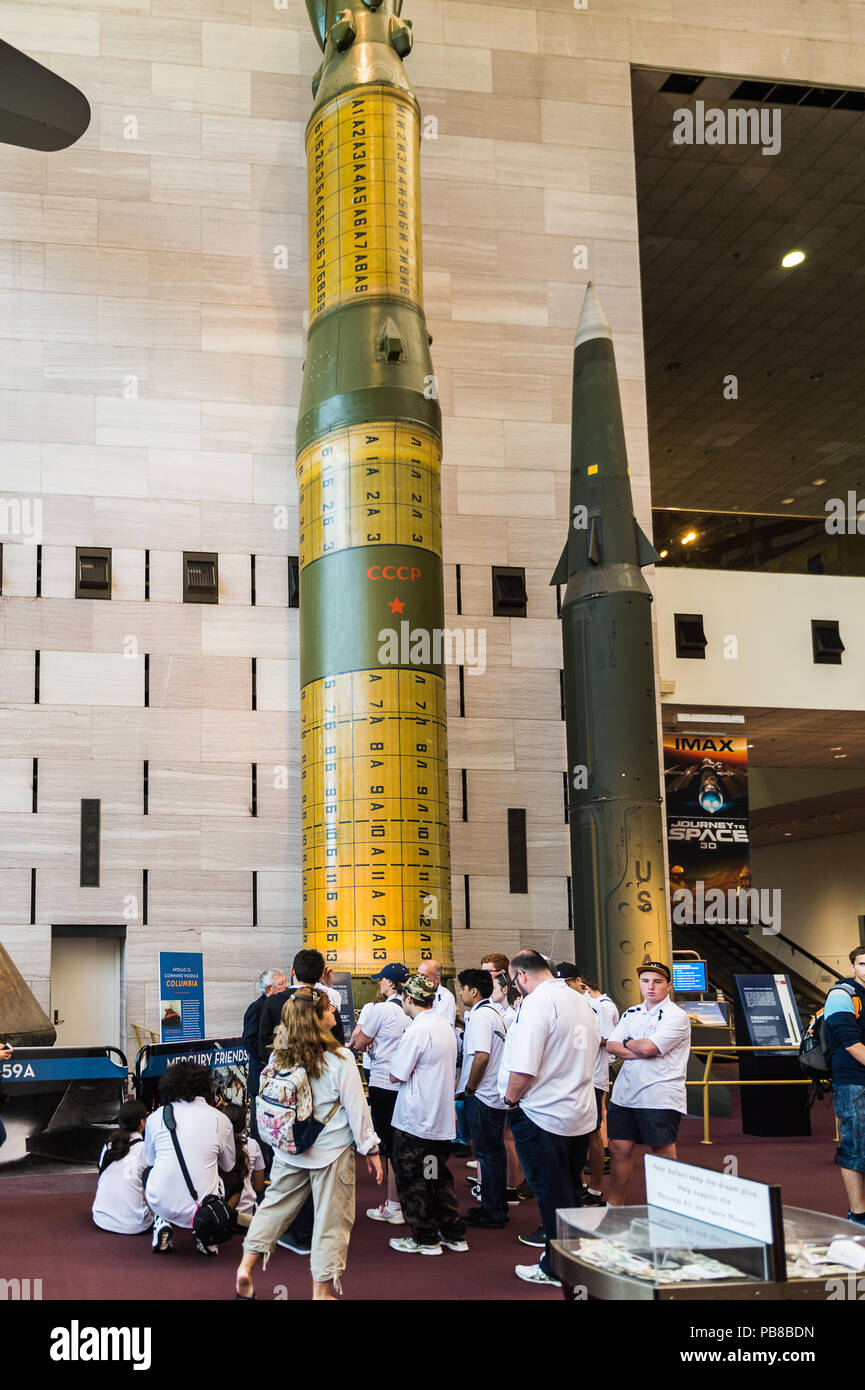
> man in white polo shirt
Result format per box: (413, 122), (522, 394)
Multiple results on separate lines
(605, 961), (691, 1206)
(418, 958), (457, 1028)
(456, 968), (509, 1229)
(386, 972), (468, 1257)
(499, 949), (600, 1287)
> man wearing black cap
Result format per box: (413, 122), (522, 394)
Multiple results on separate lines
(604, 962), (691, 1206)
(350, 963), (411, 1225)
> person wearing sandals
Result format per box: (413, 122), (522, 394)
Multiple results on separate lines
(236, 986), (383, 1301)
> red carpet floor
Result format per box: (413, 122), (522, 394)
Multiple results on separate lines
(0, 1093), (845, 1301)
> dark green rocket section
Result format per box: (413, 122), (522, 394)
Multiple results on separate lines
(552, 283), (671, 1011)
(0, 40), (90, 150)
(300, 544), (445, 682)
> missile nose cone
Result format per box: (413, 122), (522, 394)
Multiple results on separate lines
(574, 281), (612, 350)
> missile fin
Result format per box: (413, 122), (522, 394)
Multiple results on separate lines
(550, 542), (569, 587)
(636, 522), (661, 569)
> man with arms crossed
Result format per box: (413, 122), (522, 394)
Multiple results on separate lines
(605, 962), (691, 1206)
(499, 949), (599, 1288)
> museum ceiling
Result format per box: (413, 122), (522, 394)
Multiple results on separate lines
(633, 68), (865, 518)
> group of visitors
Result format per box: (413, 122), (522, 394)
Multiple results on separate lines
(89, 943), (702, 1297)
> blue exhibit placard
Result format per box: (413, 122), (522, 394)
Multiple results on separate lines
(158, 951), (204, 1042)
(672, 960), (708, 993)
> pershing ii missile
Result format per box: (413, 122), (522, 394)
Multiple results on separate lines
(297, 1), (452, 977)
(552, 283), (671, 1010)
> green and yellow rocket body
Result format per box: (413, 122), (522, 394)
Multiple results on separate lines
(298, 0), (451, 976)
(552, 284), (671, 1011)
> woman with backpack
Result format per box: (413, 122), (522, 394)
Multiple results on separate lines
(92, 1099), (153, 1235)
(235, 986), (383, 1301)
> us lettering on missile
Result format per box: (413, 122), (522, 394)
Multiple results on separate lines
(297, 1), (452, 978)
(552, 282), (671, 1009)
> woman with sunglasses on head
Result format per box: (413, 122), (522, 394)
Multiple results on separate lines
(236, 986), (382, 1301)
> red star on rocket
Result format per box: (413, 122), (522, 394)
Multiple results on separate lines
(389, 596), (405, 613)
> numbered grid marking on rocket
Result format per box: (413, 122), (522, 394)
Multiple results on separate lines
(297, 424), (442, 570)
(308, 90), (423, 322)
(301, 669), (451, 973)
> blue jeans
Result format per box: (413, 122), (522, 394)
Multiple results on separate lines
(834, 1083), (865, 1175)
(464, 1094), (508, 1222)
(454, 1096), (470, 1147)
(509, 1108), (588, 1277)
(0, 1113), (6, 1150)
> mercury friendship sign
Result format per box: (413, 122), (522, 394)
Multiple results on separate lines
(296, 0), (452, 977)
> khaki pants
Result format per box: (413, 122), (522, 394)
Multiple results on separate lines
(242, 1145), (356, 1284)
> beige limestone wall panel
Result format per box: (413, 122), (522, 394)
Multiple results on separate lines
(218, 553), (254, 607)
(0, 920), (49, 1002)
(0, 812), (77, 865)
(151, 63), (252, 117)
(255, 762), (298, 821)
(101, 15), (203, 66)
(202, 22), (300, 75)
(148, 656), (252, 711)
(201, 402), (295, 455)
(36, 868), (145, 926)
(252, 456), (293, 506)
(197, 606), (288, 660)
(0, 444), (42, 493)
(0, 650), (36, 704)
(0, 760), (33, 814)
(99, 106), (202, 161)
(1, 545), (38, 597)
(514, 717), (567, 772)
(256, 869), (302, 928)
(148, 762), (251, 817)
(148, 352), (253, 404)
(0, 388), (94, 446)
(94, 498), (201, 549)
(256, 657), (299, 712)
(47, 151), (150, 204)
(95, 397), (201, 452)
(254, 554), (289, 608)
(147, 449), (253, 503)
(99, 200), (203, 254)
(461, 873), (568, 935)
(0, 706), (93, 758)
(95, 586), (195, 636)
(448, 718), (514, 771)
(0, 338), (43, 389)
(97, 296), (200, 351)
(0, 289), (96, 343)
(92, 709), (201, 762)
(149, 252), (253, 306)
(42, 344), (149, 398)
(111, 550), (146, 602)
(103, 814), (200, 871)
(201, 711), (290, 763)
(0, 5), (100, 57)
(0, 194), (97, 246)
(464, 668), (560, 723)
(41, 445), (148, 499)
(37, 758), (142, 815)
(200, 501), (294, 554)
(200, 819), (294, 871)
(451, 822), (508, 877)
(466, 770), (565, 825)
(39, 652), (146, 707)
(4, 598), (94, 652)
(510, 617), (564, 671)
(201, 304), (303, 359)
(147, 874), (253, 931)
(40, 546), (76, 600)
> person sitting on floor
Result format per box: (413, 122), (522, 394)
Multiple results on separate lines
(92, 1099), (153, 1236)
(222, 1102), (266, 1229)
(143, 1061), (236, 1256)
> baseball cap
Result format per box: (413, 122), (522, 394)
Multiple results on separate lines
(370, 963), (410, 985)
(636, 960), (671, 982)
(403, 972), (438, 1003)
(556, 961), (581, 980)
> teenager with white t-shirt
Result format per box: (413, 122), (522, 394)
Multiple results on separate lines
(417, 958), (457, 1028)
(386, 973), (468, 1257)
(350, 962), (411, 1225)
(92, 1100), (153, 1236)
(457, 969), (509, 1229)
(605, 962), (691, 1207)
(499, 949), (600, 1288)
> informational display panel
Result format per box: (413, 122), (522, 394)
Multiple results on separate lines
(646, 1155), (776, 1244)
(734, 974), (801, 1049)
(158, 952), (204, 1043)
(672, 960), (707, 992)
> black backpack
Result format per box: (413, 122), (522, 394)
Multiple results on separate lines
(799, 982), (861, 1080)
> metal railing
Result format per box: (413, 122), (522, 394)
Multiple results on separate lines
(687, 1044), (812, 1145)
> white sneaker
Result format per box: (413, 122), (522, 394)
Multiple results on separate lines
(441, 1237), (469, 1252)
(515, 1263), (561, 1287)
(152, 1218), (172, 1253)
(466, 1159), (478, 1168)
(366, 1202), (405, 1224)
(389, 1236), (442, 1255)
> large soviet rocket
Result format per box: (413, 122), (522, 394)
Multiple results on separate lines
(552, 283), (671, 1010)
(297, 1), (452, 977)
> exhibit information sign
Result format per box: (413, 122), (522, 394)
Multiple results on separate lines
(672, 960), (707, 992)
(645, 1155), (776, 1243)
(734, 973), (801, 1049)
(158, 951), (204, 1043)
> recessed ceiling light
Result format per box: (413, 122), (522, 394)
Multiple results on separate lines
(747, 742), (754, 748)
(810, 371), (824, 381)
(781, 250), (806, 268)
(830, 745), (843, 751)
(659, 549), (669, 559)
(835, 753), (848, 759)
(781, 497), (795, 504)
(812, 477), (826, 485)
(784, 832), (792, 837)
(676, 713), (745, 724)
(681, 531), (697, 545)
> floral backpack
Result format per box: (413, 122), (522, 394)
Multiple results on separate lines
(255, 1060), (339, 1156)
